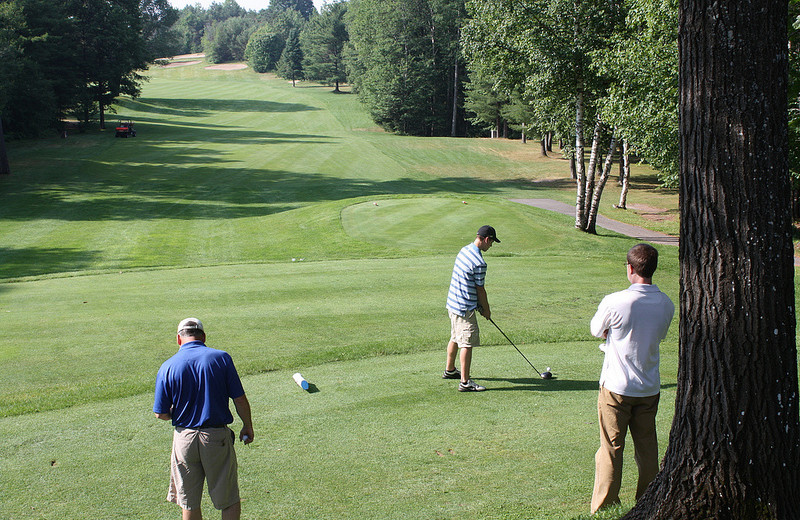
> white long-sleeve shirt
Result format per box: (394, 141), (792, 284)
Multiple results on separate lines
(591, 283), (674, 397)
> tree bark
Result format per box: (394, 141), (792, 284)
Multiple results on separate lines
(580, 118), (603, 228)
(0, 117), (10, 175)
(574, 90), (587, 228)
(585, 129), (616, 234)
(451, 52), (458, 137)
(623, 0), (800, 518)
(616, 139), (630, 209)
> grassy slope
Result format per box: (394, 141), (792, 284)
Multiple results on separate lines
(0, 61), (785, 519)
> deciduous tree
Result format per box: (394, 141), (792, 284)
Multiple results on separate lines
(245, 26), (284, 72)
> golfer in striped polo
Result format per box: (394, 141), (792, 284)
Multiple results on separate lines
(443, 225), (500, 392)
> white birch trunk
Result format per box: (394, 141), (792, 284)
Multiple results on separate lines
(586, 128), (617, 234)
(574, 90), (587, 229)
(582, 118), (603, 228)
(616, 139), (631, 209)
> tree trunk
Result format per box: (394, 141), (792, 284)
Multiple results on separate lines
(574, 90), (587, 229)
(580, 118), (603, 228)
(570, 154), (577, 180)
(0, 117), (10, 175)
(98, 83), (105, 130)
(585, 129), (616, 234)
(451, 54), (458, 137)
(623, 1), (800, 518)
(540, 135), (547, 156)
(616, 139), (630, 209)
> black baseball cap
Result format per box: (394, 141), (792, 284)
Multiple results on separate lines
(477, 225), (500, 243)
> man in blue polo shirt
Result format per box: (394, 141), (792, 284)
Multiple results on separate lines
(443, 225), (500, 392)
(154, 318), (254, 520)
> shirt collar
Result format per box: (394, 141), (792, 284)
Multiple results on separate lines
(629, 283), (659, 292)
(180, 340), (206, 349)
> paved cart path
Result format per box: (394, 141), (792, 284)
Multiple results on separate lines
(510, 199), (679, 246)
(511, 198), (800, 267)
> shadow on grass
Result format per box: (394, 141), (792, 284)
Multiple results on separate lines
(0, 157), (554, 222)
(104, 116), (337, 144)
(0, 247), (102, 279)
(479, 377), (599, 392)
(118, 97), (321, 118)
(480, 377), (677, 393)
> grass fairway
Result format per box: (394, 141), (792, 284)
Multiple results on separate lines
(0, 57), (774, 519)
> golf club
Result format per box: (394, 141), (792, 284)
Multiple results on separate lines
(487, 316), (552, 379)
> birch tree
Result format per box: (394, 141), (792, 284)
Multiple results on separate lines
(462, 0), (624, 232)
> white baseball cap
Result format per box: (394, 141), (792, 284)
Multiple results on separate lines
(177, 317), (204, 334)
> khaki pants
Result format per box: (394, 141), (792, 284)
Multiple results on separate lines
(168, 427), (240, 511)
(591, 387), (660, 513)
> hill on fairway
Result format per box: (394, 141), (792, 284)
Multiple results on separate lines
(0, 60), (684, 519)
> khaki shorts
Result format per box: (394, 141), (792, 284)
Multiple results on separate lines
(168, 427), (240, 511)
(449, 309), (480, 348)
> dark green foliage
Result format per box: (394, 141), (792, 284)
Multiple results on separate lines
(277, 28), (304, 84)
(203, 15), (258, 63)
(464, 70), (508, 134)
(347, 0), (468, 136)
(173, 5), (208, 54)
(300, 1), (348, 90)
(207, 0), (247, 23)
(68, 0), (149, 126)
(270, 0), (316, 20)
(0, 0), (79, 136)
(245, 27), (285, 72)
(592, 0), (679, 187)
(140, 0), (181, 60)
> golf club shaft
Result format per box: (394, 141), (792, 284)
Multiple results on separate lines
(487, 316), (542, 376)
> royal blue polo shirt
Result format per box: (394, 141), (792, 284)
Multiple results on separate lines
(153, 341), (245, 429)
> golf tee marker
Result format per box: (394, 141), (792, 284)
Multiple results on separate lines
(292, 372), (310, 390)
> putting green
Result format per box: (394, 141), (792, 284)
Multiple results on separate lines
(341, 196), (562, 253)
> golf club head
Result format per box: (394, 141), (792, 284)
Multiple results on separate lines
(540, 371), (552, 380)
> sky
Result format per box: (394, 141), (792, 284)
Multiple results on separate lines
(168, 0), (328, 12)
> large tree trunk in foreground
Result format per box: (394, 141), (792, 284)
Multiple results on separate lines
(623, 1), (800, 518)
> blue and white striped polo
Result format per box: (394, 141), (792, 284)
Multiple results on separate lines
(446, 243), (486, 316)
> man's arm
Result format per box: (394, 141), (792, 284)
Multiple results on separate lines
(590, 301), (611, 339)
(155, 412), (171, 421)
(476, 285), (490, 319)
(233, 394), (254, 444)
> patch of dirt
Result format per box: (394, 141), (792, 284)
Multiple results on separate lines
(627, 203), (677, 222)
(173, 53), (205, 59)
(161, 60), (202, 68)
(204, 63), (248, 70)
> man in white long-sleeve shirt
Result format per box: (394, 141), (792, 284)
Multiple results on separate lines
(589, 243), (674, 514)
